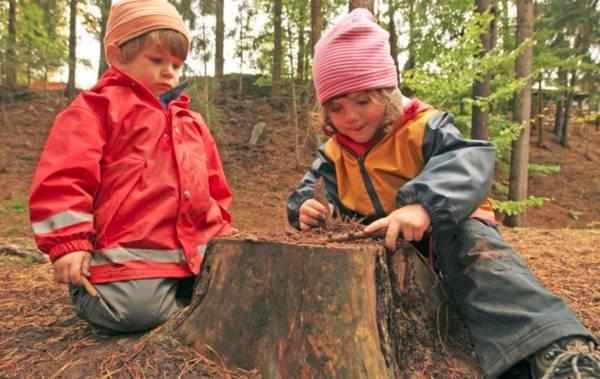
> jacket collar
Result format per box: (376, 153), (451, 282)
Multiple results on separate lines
(334, 98), (433, 157)
(92, 66), (190, 110)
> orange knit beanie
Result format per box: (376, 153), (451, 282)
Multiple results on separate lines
(104, 0), (190, 56)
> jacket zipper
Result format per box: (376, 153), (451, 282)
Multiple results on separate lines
(356, 152), (386, 218)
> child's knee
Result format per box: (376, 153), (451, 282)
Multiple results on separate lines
(71, 278), (181, 333)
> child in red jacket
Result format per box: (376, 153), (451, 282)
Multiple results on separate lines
(29, 0), (232, 334)
(287, 9), (599, 379)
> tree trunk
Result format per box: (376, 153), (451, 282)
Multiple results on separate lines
(505, 0), (533, 227)
(560, 70), (577, 148)
(536, 76), (544, 148)
(64, 0), (77, 97)
(310, 0), (321, 54)
(296, 3), (307, 83)
(553, 99), (563, 136)
(553, 68), (567, 135)
(402, 0), (416, 90)
(215, 0), (224, 77)
(349, 0), (374, 12)
(176, 237), (468, 378)
(471, 0), (493, 141)
(271, 0), (283, 102)
(388, 0), (400, 83)
(97, 0), (111, 78)
(237, 3), (246, 98)
(6, 0), (17, 88)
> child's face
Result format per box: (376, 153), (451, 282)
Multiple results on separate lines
(116, 42), (184, 96)
(325, 91), (386, 143)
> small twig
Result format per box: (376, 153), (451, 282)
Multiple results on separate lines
(324, 230), (380, 243)
(313, 177), (332, 229)
(80, 276), (100, 300)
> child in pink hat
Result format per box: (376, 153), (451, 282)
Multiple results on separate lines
(287, 8), (598, 379)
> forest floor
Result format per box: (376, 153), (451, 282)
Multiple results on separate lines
(0, 88), (598, 378)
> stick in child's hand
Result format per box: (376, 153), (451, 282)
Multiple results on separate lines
(80, 276), (100, 300)
(313, 177), (332, 229)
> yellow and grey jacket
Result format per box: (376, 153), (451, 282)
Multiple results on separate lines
(287, 100), (496, 233)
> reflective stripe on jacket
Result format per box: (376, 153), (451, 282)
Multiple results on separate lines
(288, 99), (496, 232)
(29, 66), (232, 283)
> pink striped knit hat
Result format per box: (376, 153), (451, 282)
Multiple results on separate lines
(313, 8), (398, 105)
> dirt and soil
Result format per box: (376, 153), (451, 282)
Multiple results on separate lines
(0, 87), (598, 378)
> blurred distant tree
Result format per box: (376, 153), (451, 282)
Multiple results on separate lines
(387, 0), (399, 83)
(295, 1), (307, 82)
(81, 0), (111, 78)
(349, 0), (373, 12)
(21, 0), (66, 87)
(233, 0), (255, 96)
(64, 0), (77, 97)
(1, 0), (67, 89)
(506, 0), (533, 227)
(5, 0), (17, 88)
(471, 0), (496, 140)
(215, 0), (224, 77)
(533, 0), (600, 147)
(96, 0), (111, 77)
(272, 0), (282, 101)
(310, 0), (321, 54)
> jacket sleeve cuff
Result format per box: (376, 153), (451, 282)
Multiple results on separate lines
(396, 186), (453, 233)
(48, 239), (94, 262)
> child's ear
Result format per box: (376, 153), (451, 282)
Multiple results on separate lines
(106, 43), (122, 66)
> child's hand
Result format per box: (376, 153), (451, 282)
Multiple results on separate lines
(299, 199), (330, 231)
(53, 251), (92, 286)
(364, 204), (431, 250)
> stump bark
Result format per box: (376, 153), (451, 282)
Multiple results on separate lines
(176, 237), (460, 378)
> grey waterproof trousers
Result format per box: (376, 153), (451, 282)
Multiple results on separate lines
(70, 277), (193, 334)
(434, 219), (595, 378)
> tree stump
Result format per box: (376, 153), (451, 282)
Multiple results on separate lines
(176, 236), (468, 378)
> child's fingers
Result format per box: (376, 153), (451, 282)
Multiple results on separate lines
(54, 266), (66, 284)
(364, 217), (389, 234)
(304, 199), (328, 215)
(299, 200), (328, 230)
(81, 253), (92, 277)
(299, 214), (322, 230)
(385, 222), (401, 250)
(401, 226), (414, 242)
(68, 263), (83, 286)
(412, 227), (424, 242)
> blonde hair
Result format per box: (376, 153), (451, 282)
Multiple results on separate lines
(311, 88), (404, 138)
(118, 29), (188, 64)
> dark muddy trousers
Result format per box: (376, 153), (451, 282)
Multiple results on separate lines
(434, 219), (594, 378)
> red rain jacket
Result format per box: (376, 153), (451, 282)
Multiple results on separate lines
(29, 67), (232, 283)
